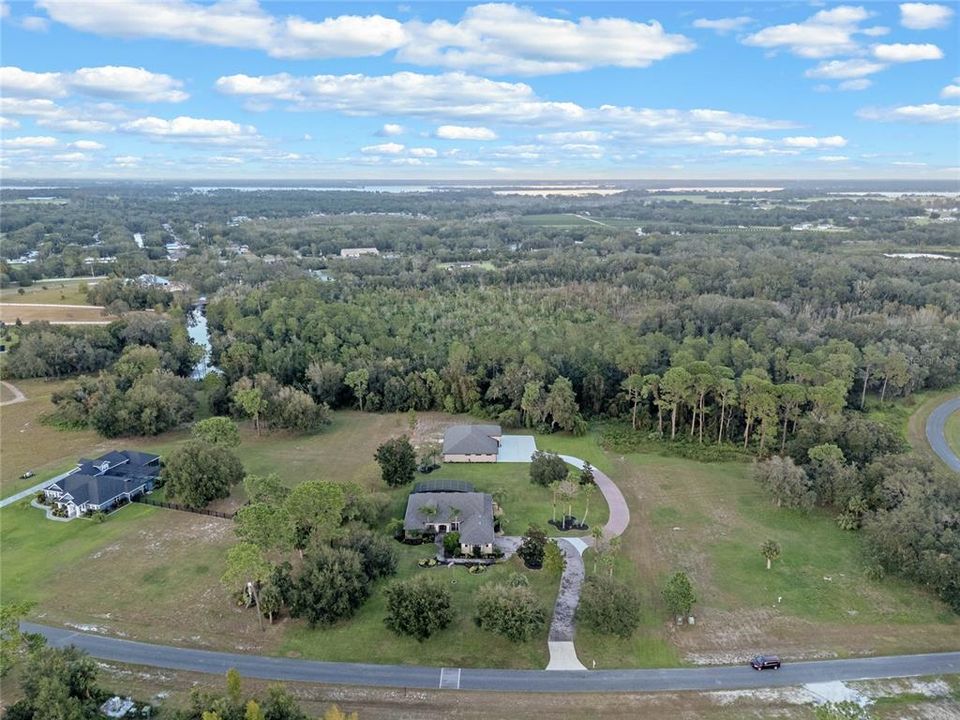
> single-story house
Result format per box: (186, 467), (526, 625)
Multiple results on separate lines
(43, 450), (160, 519)
(442, 424), (502, 463)
(403, 480), (496, 556)
(340, 247), (380, 258)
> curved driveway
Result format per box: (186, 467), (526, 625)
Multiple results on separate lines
(926, 396), (960, 473)
(24, 623), (960, 692)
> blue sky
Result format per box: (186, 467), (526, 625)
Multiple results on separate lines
(1, 1), (958, 179)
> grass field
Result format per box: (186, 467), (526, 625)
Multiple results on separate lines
(515, 213), (601, 227)
(2, 391), (958, 670)
(0, 281), (95, 305)
(0, 304), (114, 324)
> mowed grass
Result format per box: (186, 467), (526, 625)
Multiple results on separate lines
(515, 213), (600, 227)
(279, 549), (556, 668)
(0, 281), (94, 305)
(0, 305), (114, 324)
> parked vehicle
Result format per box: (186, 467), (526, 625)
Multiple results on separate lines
(418, 462), (440, 474)
(750, 655), (781, 670)
(20, 470), (35, 479)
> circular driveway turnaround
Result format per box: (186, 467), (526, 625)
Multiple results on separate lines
(23, 623), (960, 692)
(926, 396), (960, 473)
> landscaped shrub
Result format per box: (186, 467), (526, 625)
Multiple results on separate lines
(334, 528), (398, 581)
(517, 525), (547, 569)
(383, 576), (452, 641)
(291, 546), (371, 627)
(474, 583), (545, 642)
(577, 575), (642, 638)
(442, 531), (461, 557)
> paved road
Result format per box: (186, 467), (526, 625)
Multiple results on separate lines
(24, 623), (960, 692)
(926, 396), (960, 473)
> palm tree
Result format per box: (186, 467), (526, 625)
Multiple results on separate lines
(761, 539), (781, 570)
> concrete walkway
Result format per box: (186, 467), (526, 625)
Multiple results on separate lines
(0, 380), (26, 407)
(926, 396), (960, 473)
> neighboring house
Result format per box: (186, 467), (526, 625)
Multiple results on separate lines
(43, 450), (160, 519)
(403, 480), (496, 555)
(442, 424), (502, 463)
(136, 273), (171, 287)
(340, 247), (380, 258)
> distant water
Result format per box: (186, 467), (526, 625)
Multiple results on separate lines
(188, 305), (217, 379)
(190, 185), (442, 193)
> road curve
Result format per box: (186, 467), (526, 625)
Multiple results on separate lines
(24, 623), (960, 693)
(925, 396), (960, 473)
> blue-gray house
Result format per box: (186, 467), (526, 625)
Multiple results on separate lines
(44, 450), (160, 518)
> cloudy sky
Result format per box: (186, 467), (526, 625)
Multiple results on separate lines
(0, 1), (958, 179)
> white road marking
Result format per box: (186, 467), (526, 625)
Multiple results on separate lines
(439, 667), (461, 689)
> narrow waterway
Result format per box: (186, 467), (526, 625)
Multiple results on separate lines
(187, 303), (215, 380)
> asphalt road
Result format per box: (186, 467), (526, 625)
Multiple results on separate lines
(24, 623), (960, 693)
(926, 396), (960, 473)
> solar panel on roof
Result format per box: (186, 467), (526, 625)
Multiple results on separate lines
(412, 478), (476, 493)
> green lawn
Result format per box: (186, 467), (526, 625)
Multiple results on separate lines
(0, 281), (93, 305)
(279, 548), (556, 668)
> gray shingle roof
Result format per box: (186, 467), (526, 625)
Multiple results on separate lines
(403, 491), (495, 545)
(442, 424), (501, 456)
(47, 449), (160, 507)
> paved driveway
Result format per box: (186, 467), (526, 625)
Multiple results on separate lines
(497, 435), (538, 462)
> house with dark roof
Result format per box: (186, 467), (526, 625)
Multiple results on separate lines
(403, 481), (496, 556)
(442, 424), (502, 463)
(43, 450), (160, 519)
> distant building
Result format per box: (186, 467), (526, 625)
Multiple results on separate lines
(136, 273), (170, 287)
(340, 247), (380, 258)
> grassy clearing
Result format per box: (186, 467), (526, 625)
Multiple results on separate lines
(515, 213), (599, 227)
(279, 550), (556, 669)
(0, 304), (114, 324)
(0, 282), (93, 305)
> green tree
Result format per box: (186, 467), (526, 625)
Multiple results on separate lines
(661, 571), (696, 619)
(577, 575), (642, 638)
(192, 416), (241, 447)
(474, 583), (546, 642)
(164, 441), (245, 508)
(442, 530), (461, 556)
(384, 576), (453, 641)
(761, 539), (782, 570)
(375, 435), (417, 487)
(517, 524), (547, 569)
(520, 381), (545, 428)
(621, 373), (645, 430)
(234, 385), (266, 435)
(284, 479), (346, 554)
(754, 455), (815, 510)
(222, 542), (272, 631)
(234, 502), (293, 552)
(0, 601), (36, 677)
(660, 366), (693, 440)
(226, 667), (243, 705)
(291, 546), (370, 627)
(529, 451), (568, 487)
(344, 368), (369, 411)
(544, 375), (579, 431)
(543, 540), (566, 576)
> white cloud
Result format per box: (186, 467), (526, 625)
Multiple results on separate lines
(361, 142), (405, 154)
(215, 71), (796, 133)
(692, 17), (752, 34)
(899, 3), (954, 29)
(277, 14), (407, 59)
(392, 4), (695, 75)
(941, 78), (960, 98)
(862, 26), (890, 36)
(742, 5), (870, 58)
(39, 1), (693, 75)
(21, 15), (50, 31)
(783, 135), (848, 148)
(51, 152), (89, 162)
(122, 115), (258, 143)
(839, 78), (872, 91)
(818, 155), (849, 162)
(805, 59), (885, 79)
(892, 161), (927, 166)
(858, 103), (960, 122)
(0, 65), (188, 102)
(378, 123), (404, 136)
(435, 125), (497, 140)
(68, 140), (105, 150)
(536, 130), (609, 143)
(40, 118), (113, 133)
(1, 135), (58, 147)
(408, 147), (438, 157)
(872, 43), (943, 62)
(110, 155), (140, 166)
(0, 117), (19, 129)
